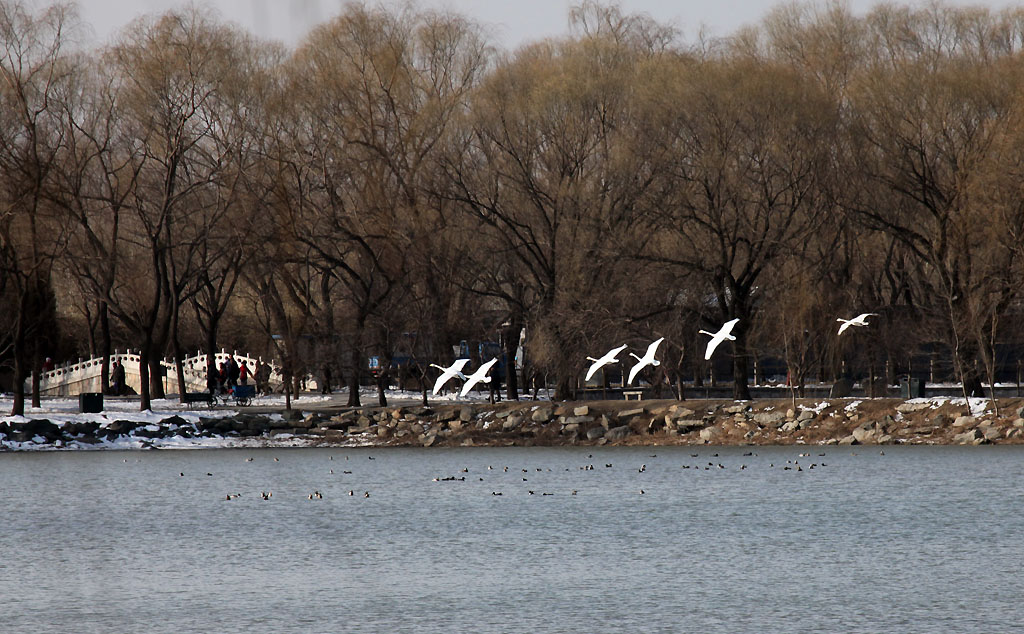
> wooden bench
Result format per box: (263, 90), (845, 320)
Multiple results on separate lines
(623, 390), (644, 401)
(183, 392), (214, 406)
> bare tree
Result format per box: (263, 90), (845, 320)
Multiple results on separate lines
(445, 18), (670, 400)
(645, 55), (837, 400)
(0, 0), (76, 414)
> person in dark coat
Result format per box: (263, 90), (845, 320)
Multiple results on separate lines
(321, 365), (332, 394)
(227, 357), (240, 389)
(112, 360), (126, 396)
(207, 362), (219, 395)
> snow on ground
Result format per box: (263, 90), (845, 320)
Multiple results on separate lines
(905, 396), (991, 416)
(0, 394), (331, 426)
(0, 386), (517, 451)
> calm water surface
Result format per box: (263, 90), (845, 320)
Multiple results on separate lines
(2, 445), (1022, 633)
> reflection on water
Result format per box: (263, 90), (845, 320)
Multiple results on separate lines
(3, 446), (1023, 633)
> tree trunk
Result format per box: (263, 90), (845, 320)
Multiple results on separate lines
(149, 355), (165, 399)
(347, 321), (365, 407)
(11, 318), (27, 416)
(172, 303), (187, 400)
(139, 345), (152, 411)
(732, 338), (751, 401)
(377, 370), (388, 407)
(553, 375), (573, 402)
(100, 302), (111, 394)
(283, 369), (291, 411)
(31, 345), (41, 409)
(504, 318), (523, 401)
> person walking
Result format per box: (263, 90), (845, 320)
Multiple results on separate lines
(112, 360), (126, 396)
(227, 357), (240, 390)
(239, 360), (250, 385)
(321, 365), (332, 394)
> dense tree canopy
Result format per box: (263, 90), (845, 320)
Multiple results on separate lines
(4, 0), (1024, 411)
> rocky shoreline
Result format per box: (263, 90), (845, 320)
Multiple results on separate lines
(3, 397), (1024, 449)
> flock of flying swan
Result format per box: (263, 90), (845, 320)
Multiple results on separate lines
(431, 314), (878, 396)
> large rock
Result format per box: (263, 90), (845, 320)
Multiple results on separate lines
(531, 408), (553, 424)
(586, 426), (606, 440)
(983, 426), (1002, 441)
(573, 405), (590, 417)
(780, 421), (800, 433)
(699, 427), (718, 442)
(753, 411), (784, 426)
(605, 425), (631, 441)
(838, 434), (859, 445)
(852, 425), (875, 443)
(670, 406), (695, 418)
(954, 428), (983, 444)
(952, 416), (976, 428)
(459, 407), (474, 422)
(797, 409), (815, 422)
(562, 415), (593, 427)
(106, 420), (137, 435)
(502, 416), (522, 431)
(676, 419), (706, 433)
(896, 402), (931, 413)
(619, 408), (645, 418)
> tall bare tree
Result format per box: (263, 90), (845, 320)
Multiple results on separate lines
(0, 0), (76, 414)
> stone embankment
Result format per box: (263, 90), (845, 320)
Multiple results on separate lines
(4, 398), (1024, 449)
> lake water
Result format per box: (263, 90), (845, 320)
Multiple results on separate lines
(2, 445), (1022, 633)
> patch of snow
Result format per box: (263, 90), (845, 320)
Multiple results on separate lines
(810, 401), (830, 414)
(844, 400), (862, 412)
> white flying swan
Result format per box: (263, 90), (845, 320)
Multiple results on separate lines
(460, 358), (498, 397)
(627, 337), (664, 386)
(837, 313), (878, 336)
(585, 344), (628, 382)
(699, 318), (739, 360)
(430, 358), (470, 395)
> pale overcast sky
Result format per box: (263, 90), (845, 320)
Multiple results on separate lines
(70, 0), (1017, 50)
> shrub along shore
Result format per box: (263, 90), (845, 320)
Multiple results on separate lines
(3, 398), (1024, 449)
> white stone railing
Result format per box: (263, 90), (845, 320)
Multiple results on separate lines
(28, 349), (309, 397)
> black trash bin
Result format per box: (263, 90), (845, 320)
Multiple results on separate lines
(899, 377), (925, 399)
(80, 392), (103, 413)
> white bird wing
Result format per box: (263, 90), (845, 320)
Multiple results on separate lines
(460, 359), (497, 397)
(704, 338), (721, 360)
(432, 374), (449, 395)
(432, 359), (470, 395)
(721, 318), (740, 337)
(627, 360), (646, 386)
(837, 320), (852, 336)
(459, 372), (481, 397)
(646, 337), (665, 359)
(585, 345), (627, 381)
(854, 312), (877, 324)
(705, 322), (738, 359)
